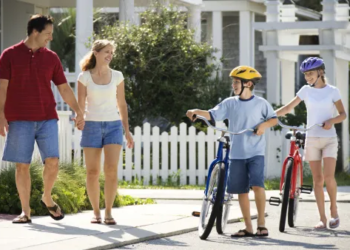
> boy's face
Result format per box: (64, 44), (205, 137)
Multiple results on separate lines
(232, 78), (243, 95)
(232, 78), (253, 95)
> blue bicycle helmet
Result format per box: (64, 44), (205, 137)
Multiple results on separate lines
(300, 57), (325, 73)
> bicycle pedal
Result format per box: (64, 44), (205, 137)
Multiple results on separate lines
(269, 196), (281, 206)
(301, 185), (313, 194)
(192, 211), (200, 217)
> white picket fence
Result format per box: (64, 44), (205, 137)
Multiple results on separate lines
(0, 111), (289, 185)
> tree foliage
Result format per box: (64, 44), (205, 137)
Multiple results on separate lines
(96, 4), (228, 129)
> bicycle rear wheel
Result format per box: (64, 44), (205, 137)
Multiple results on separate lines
(288, 162), (301, 227)
(198, 163), (225, 240)
(279, 158), (293, 232)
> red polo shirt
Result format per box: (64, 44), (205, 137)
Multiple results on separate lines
(0, 41), (67, 121)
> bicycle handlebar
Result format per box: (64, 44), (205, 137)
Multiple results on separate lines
(193, 114), (255, 135)
(278, 119), (324, 131)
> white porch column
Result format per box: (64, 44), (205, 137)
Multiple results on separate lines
(280, 0), (297, 22)
(239, 11), (254, 66)
(188, 6), (202, 43)
(335, 58), (350, 171)
(321, 0), (337, 21)
(119, 0), (135, 24)
(75, 0), (93, 93)
(264, 0), (281, 104)
(212, 11), (223, 77)
(281, 60), (295, 105)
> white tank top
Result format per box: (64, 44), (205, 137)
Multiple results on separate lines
(77, 69), (124, 121)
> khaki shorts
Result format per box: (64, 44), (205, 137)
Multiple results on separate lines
(304, 137), (338, 161)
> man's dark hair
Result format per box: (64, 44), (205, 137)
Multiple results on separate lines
(27, 14), (54, 36)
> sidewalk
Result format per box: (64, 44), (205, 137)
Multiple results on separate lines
(0, 203), (257, 250)
(119, 186), (350, 202)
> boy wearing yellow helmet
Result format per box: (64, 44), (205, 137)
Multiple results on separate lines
(186, 65), (277, 237)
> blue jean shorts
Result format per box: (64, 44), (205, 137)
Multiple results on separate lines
(226, 156), (265, 194)
(2, 119), (59, 164)
(81, 120), (123, 148)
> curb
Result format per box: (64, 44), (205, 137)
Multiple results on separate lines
(88, 213), (267, 250)
(148, 198), (350, 203)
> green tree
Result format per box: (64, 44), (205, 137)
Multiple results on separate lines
(50, 9), (76, 72)
(96, 4), (226, 129)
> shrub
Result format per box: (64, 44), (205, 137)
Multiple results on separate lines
(0, 162), (154, 215)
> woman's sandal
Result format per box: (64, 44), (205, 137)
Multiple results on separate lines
(104, 218), (117, 225)
(255, 227), (269, 237)
(329, 217), (340, 229)
(91, 217), (102, 224)
(12, 215), (32, 224)
(231, 229), (255, 237)
(314, 221), (327, 230)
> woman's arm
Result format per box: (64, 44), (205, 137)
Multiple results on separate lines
(275, 96), (302, 117)
(117, 81), (134, 148)
(323, 100), (347, 130)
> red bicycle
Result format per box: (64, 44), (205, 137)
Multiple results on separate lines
(269, 120), (323, 232)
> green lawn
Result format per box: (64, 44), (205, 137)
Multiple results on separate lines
(119, 172), (350, 191)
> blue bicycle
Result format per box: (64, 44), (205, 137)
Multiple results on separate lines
(192, 115), (256, 240)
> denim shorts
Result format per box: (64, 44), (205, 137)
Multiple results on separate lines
(81, 120), (123, 148)
(226, 156), (265, 194)
(2, 119), (59, 164)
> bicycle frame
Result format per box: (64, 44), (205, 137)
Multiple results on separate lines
(279, 131), (303, 200)
(204, 131), (230, 201)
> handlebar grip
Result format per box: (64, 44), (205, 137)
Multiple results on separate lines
(253, 128), (258, 134)
(322, 123), (325, 127)
(192, 114), (197, 122)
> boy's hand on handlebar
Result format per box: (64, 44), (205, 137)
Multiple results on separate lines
(254, 123), (267, 136)
(186, 109), (198, 122)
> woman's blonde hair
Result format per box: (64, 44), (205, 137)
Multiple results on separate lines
(80, 39), (115, 71)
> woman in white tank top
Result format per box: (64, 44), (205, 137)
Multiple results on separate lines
(275, 57), (347, 230)
(77, 40), (134, 225)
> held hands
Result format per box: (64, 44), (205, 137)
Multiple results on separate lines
(0, 115), (8, 137)
(125, 132), (134, 149)
(73, 113), (85, 130)
(186, 109), (198, 121)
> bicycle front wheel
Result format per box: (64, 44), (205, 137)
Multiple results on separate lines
(198, 163), (226, 240)
(216, 196), (230, 234)
(288, 162), (301, 227)
(279, 158), (293, 232)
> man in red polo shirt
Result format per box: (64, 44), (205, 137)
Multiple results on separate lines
(0, 15), (85, 223)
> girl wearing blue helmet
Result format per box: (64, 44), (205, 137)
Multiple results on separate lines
(275, 57), (347, 229)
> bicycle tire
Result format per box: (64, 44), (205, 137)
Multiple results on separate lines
(288, 162), (301, 227)
(198, 163), (225, 240)
(279, 158), (293, 232)
(215, 163), (229, 234)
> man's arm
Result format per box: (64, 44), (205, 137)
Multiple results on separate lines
(57, 83), (84, 129)
(0, 79), (9, 136)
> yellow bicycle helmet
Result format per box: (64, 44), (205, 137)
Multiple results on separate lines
(229, 66), (262, 96)
(229, 65), (262, 82)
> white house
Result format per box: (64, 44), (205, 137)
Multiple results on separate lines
(0, 0), (349, 179)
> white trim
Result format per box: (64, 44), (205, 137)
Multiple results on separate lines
(259, 45), (345, 52)
(202, 1), (265, 14)
(254, 20), (349, 31)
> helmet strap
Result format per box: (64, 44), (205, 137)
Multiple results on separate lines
(310, 70), (321, 87)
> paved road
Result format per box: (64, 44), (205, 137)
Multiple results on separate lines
(114, 200), (350, 250)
